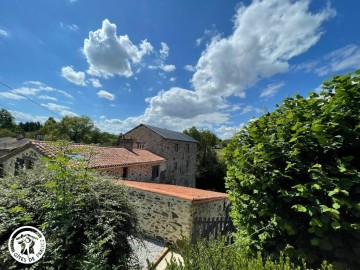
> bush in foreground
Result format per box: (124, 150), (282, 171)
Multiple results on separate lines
(162, 236), (333, 270)
(0, 150), (139, 269)
(225, 70), (360, 269)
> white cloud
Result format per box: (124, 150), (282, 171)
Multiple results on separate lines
(192, 0), (335, 97)
(41, 103), (77, 117)
(38, 95), (57, 101)
(83, 19), (153, 78)
(97, 90), (115, 100)
(216, 124), (244, 140)
(96, 0), (335, 135)
(61, 66), (86, 86)
(57, 90), (73, 99)
(160, 42), (169, 59)
(60, 22), (79, 32)
(148, 42), (176, 73)
(0, 92), (25, 100)
(184, 65), (195, 72)
(161, 64), (176, 72)
(0, 29), (8, 37)
(195, 28), (219, 47)
(0, 81), (70, 101)
(145, 87), (224, 119)
(9, 110), (50, 123)
(315, 44), (360, 76)
(260, 82), (285, 98)
(89, 78), (102, 88)
(240, 105), (262, 115)
(169, 77), (176, 82)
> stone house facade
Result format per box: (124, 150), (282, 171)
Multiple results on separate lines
(119, 124), (198, 187)
(0, 141), (166, 182)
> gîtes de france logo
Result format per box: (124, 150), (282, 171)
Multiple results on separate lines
(8, 226), (46, 264)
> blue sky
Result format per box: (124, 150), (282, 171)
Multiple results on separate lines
(0, 0), (359, 139)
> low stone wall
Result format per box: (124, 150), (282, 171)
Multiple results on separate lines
(123, 181), (228, 244)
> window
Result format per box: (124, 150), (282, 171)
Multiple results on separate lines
(174, 162), (178, 170)
(137, 143), (145, 149)
(175, 144), (179, 152)
(14, 158), (24, 176)
(152, 165), (159, 180)
(122, 167), (128, 179)
(25, 159), (33, 169)
(0, 163), (3, 178)
(186, 144), (190, 152)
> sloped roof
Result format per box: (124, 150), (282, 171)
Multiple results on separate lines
(0, 137), (32, 151)
(122, 180), (227, 204)
(133, 124), (198, 143)
(1, 141), (165, 169)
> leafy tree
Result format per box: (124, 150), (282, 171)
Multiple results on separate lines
(225, 70), (360, 269)
(58, 115), (95, 143)
(0, 128), (15, 138)
(0, 109), (16, 131)
(184, 127), (226, 192)
(89, 127), (118, 146)
(0, 144), (139, 269)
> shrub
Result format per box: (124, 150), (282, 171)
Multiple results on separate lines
(225, 70), (360, 269)
(0, 148), (139, 269)
(162, 236), (333, 270)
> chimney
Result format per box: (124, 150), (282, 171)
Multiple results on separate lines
(118, 138), (133, 151)
(35, 134), (45, 141)
(16, 133), (25, 140)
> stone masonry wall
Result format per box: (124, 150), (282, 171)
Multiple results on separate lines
(100, 162), (166, 182)
(125, 125), (197, 187)
(126, 186), (229, 244)
(1, 147), (42, 176)
(192, 199), (228, 219)
(127, 187), (193, 244)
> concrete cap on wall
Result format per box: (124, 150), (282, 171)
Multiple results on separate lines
(119, 180), (228, 204)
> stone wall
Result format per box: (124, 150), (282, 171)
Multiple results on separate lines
(0, 147), (42, 176)
(192, 199), (228, 219)
(99, 162), (166, 182)
(125, 185), (228, 244)
(125, 125), (197, 187)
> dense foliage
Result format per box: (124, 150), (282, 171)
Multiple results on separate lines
(0, 112), (118, 146)
(0, 146), (139, 269)
(225, 70), (360, 269)
(183, 127), (226, 192)
(161, 236), (332, 270)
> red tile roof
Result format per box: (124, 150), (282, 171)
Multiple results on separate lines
(29, 141), (165, 168)
(121, 180), (227, 203)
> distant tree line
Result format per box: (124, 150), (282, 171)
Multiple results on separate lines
(0, 109), (118, 146)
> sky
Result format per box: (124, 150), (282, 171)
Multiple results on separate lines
(0, 0), (359, 139)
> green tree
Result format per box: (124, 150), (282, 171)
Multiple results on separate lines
(59, 115), (95, 143)
(0, 144), (139, 269)
(184, 127), (226, 192)
(225, 70), (360, 269)
(0, 109), (16, 131)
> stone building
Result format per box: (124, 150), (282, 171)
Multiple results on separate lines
(0, 141), (166, 182)
(0, 137), (32, 158)
(119, 124), (198, 187)
(122, 180), (228, 244)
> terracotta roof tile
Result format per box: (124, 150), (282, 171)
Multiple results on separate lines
(121, 180), (228, 203)
(29, 141), (165, 168)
